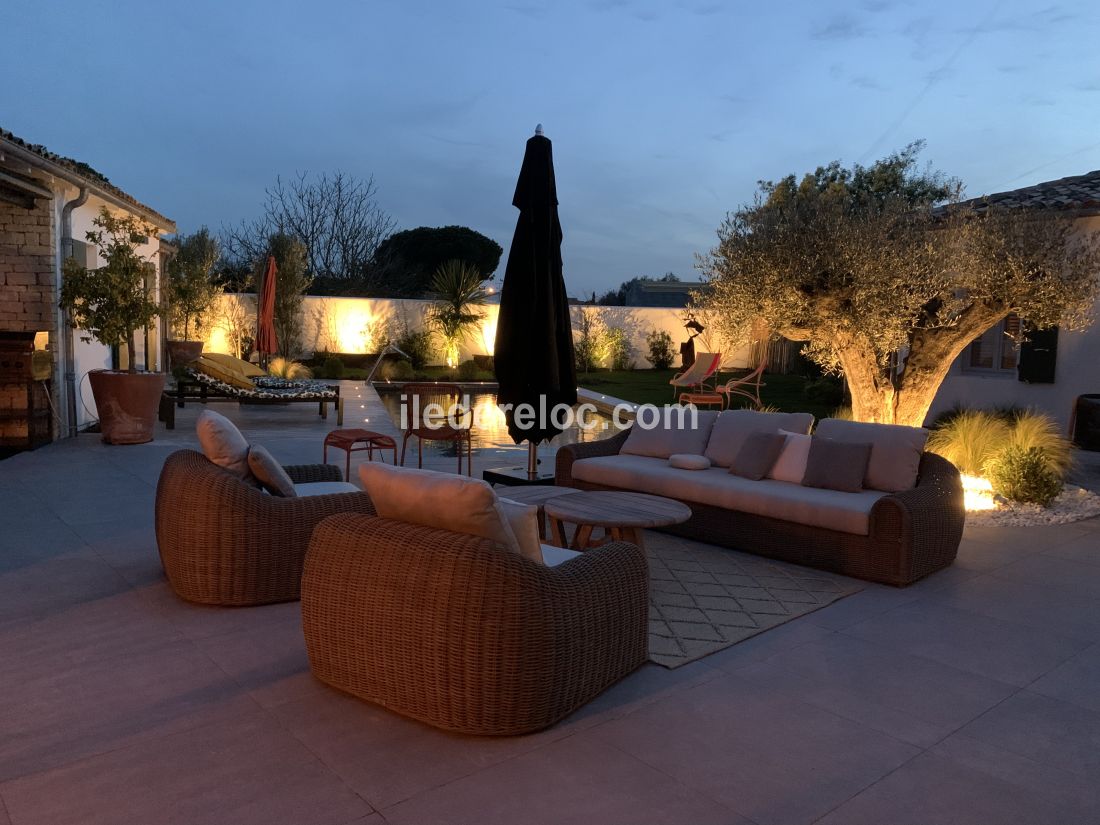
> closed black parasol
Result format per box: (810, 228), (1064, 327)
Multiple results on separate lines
(494, 125), (577, 475)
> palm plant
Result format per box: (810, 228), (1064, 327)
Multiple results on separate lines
(427, 260), (487, 367)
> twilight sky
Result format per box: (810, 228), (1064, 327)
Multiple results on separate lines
(4, 0), (1099, 296)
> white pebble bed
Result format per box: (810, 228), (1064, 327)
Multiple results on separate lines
(966, 485), (1100, 527)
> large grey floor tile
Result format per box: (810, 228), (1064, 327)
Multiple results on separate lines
(593, 672), (918, 825)
(193, 616), (317, 709)
(272, 687), (513, 810)
(382, 733), (747, 825)
(701, 616), (835, 674)
(926, 574), (1100, 642)
(816, 749), (1090, 825)
(0, 550), (131, 625)
(136, 579), (302, 641)
(952, 536), (1041, 571)
(731, 634), (1016, 747)
(1029, 643), (1100, 713)
(802, 585), (921, 631)
(1041, 530), (1100, 567)
(964, 522), (1092, 549)
(930, 732), (1100, 815)
(0, 635), (255, 782)
(843, 601), (1088, 686)
(0, 714), (371, 825)
(956, 690), (1100, 780)
(0, 589), (183, 686)
(270, 674), (640, 811)
(993, 552), (1100, 599)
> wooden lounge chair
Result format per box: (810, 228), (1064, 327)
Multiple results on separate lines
(670, 352), (721, 400)
(717, 358), (766, 410)
(160, 367), (342, 428)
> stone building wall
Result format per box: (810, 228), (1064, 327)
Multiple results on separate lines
(0, 198), (56, 332)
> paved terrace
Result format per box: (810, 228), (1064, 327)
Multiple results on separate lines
(1, 382), (1099, 824)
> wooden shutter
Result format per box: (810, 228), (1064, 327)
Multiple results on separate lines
(1018, 325), (1058, 384)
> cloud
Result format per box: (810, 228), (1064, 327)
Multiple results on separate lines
(1073, 80), (1100, 92)
(810, 14), (869, 41)
(504, 3), (548, 19)
(851, 75), (885, 90)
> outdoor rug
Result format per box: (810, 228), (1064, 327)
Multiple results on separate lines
(646, 532), (864, 668)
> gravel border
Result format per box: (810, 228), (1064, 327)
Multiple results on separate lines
(965, 485), (1100, 527)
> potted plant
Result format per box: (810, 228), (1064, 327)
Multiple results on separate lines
(427, 259), (487, 368)
(164, 227), (221, 366)
(60, 207), (165, 444)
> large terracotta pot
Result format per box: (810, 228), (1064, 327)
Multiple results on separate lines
(88, 370), (166, 445)
(166, 340), (203, 368)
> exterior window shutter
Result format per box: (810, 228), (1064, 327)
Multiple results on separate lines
(1018, 325), (1058, 384)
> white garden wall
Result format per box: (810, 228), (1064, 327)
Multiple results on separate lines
(204, 293), (751, 370)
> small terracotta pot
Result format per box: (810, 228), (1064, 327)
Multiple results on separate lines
(166, 340), (204, 368)
(88, 370), (166, 445)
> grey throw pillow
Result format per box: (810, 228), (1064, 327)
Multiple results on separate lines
(801, 438), (873, 493)
(247, 445), (297, 497)
(729, 431), (787, 480)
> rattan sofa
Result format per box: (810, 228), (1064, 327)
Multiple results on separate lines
(301, 513), (649, 735)
(556, 428), (964, 587)
(155, 449), (375, 605)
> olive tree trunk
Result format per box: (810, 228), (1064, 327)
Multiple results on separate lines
(831, 305), (1009, 427)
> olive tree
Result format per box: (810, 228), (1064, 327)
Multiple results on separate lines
(165, 227), (221, 340)
(699, 143), (1100, 426)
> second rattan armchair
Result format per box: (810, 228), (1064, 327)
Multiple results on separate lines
(155, 449), (376, 606)
(301, 513), (649, 735)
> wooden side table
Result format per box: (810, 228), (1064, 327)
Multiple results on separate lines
(544, 491), (692, 551)
(678, 391), (724, 409)
(323, 429), (397, 481)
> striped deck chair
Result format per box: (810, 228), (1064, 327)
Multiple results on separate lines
(670, 352), (721, 400)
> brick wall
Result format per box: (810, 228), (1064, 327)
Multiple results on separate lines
(0, 198), (56, 333)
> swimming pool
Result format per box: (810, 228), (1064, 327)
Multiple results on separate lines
(376, 389), (624, 465)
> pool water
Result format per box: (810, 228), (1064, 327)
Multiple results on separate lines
(377, 390), (623, 459)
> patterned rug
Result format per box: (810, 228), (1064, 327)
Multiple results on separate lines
(646, 532), (864, 668)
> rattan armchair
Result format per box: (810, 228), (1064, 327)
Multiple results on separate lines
(155, 449), (376, 606)
(301, 513), (649, 735)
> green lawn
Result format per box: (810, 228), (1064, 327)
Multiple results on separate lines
(578, 369), (838, 419)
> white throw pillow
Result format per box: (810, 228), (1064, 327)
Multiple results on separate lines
(497, 499), (544, 564)
(196, 409), (253, 482)
(767, 430), (812, 484)
(669, 453), (711, 470)
(359, 463), (540, 563)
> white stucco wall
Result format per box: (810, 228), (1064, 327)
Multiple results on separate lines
(204, 294), (752, 369)
(928, 215), (1100, 432)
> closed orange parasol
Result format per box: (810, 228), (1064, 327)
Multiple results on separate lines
(255, 255), (278, 358)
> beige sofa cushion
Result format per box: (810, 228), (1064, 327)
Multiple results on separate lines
(196, 410), (254, 482)
(360, 463), (541, 563)
(497, 499), (544, 564)
(620, 410), (718, 459)
(247, 445), (297, 497)
(573, 454), (885, 535)
(295, 481), (361, 496)
(540, 544), (582, 567)
(815, 419), (929, 492)
(704, 410), (815, 468)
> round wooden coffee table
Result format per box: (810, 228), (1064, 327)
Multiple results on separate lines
(544, 491), (692, 551)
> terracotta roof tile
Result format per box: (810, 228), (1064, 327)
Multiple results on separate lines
(0, 126), (175, 230)
(955, 169), (1100, 214)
